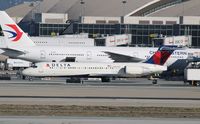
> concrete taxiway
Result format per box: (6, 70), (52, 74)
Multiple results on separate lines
(0, 78), (199, 108)
(0, 117), (200, 124)
(0, 78), (199, 118)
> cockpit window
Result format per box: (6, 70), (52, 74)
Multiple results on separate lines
(32, 66), (37, 68)
(31, 64), (37, 68)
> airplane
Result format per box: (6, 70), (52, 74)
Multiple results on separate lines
(0, 10), (200, 76)
(22, 46), (175, 83)
(0, 11), (154, 63)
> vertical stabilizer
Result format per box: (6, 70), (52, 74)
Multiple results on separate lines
(145, 46), (176, 65)
(0, 11), (35, 50)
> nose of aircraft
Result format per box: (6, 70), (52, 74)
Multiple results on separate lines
(22, 68), (33, 76)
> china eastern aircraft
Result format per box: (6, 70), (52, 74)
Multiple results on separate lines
(1, 11), (200, 74)
(0, 11), (154, 63)
(22, 46), (175, 83)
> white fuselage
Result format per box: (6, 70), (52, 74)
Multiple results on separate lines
(4, 46), (200, 68)
(5, 46), (154, 63)
(22, 62), (167, 77)
(31, 37), (94, 46)
(0, 36), (94, 47)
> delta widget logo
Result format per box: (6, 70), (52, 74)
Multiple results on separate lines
(152, 50), (171, 65)
(3, 24), (23, 42)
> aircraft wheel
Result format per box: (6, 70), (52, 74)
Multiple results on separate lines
(22, 76), (26, 80)
(152, 79), (157, 85)
(29, 76), (33, 81)
(101, 77), (111, 82)
(66, 78), (81, 83)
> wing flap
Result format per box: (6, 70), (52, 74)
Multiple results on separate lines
(1, 48), (25, 57)
(104, 51), (144, 62)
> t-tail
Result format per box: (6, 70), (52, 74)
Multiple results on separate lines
(144, 46), (176, 65)
(0, 11), (35, 51)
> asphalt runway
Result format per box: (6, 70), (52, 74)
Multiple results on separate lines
(0, 117), (200, 124)
(0, 78), (199, 107)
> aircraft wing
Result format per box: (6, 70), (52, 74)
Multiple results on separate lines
(104, 51), (144, 62)
(1, 48), (25, 56)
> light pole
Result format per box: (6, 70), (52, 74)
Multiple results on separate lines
(80, 0), (85, 33)
(122, 0), (127, 16)
(80, 0), (85, 23)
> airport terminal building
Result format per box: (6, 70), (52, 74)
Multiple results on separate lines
(2, 0), (200, 47)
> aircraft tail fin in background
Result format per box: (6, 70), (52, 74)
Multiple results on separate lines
(0, 11), (35, 50)
(144, 46), (176, 65)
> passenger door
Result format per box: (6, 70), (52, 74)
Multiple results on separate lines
(86, 51), (92, 60)
(40, 50), (46, 60)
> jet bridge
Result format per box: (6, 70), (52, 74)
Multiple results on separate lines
(95, 34), (131, 46)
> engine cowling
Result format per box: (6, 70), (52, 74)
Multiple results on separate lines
(124, 65), (167, 76)
(125, 66), (145, 75)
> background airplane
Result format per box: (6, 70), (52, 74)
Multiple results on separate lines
(0, 36), (94, 47)
(0, 11), (154, 63)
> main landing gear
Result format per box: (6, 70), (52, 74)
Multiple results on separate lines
(66, 77), (82, 83)
(66, 77), (111, 83)
(148, 75), (158, 85)
(101, 77), (111, 82)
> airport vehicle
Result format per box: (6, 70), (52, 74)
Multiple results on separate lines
(6, 59), (31, 70)
(22, 46), (174, 83)
(184, 62), (200, 86)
